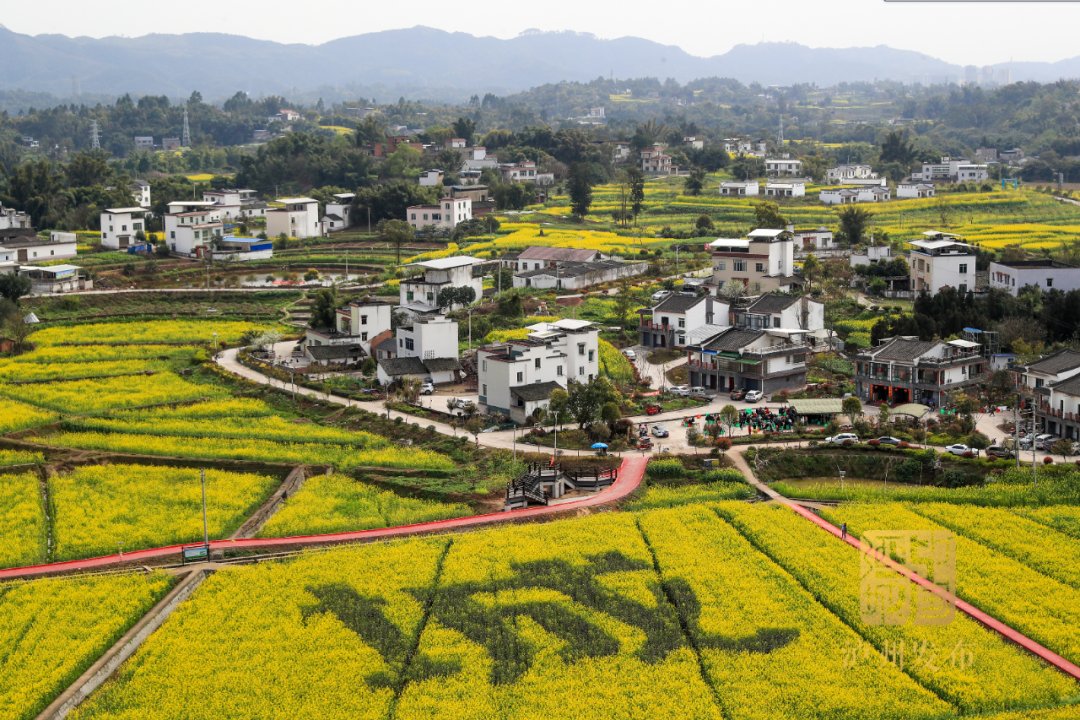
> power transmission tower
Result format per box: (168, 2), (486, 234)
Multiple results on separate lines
(182, 108), (191, 148)
(777, 114), (784, 146)
(90, 119), (100, 150)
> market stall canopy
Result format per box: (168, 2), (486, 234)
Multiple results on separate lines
(789, 398), (843, 415)
(892, 403), (931, 418)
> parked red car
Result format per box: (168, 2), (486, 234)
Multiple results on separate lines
(644, 404), (662, 416)
(637, 437), (654, 450)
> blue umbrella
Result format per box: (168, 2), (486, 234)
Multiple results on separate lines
(591, 442), (609, 449)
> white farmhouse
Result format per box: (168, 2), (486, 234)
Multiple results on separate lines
(306, 298), (395, 365)
(0, 234), (77, 263)
(764, 179), (806, 198)
(130, 180), (151, 209)
(322, 193), (355, 233)
(400, 256), (485, 316)
(512, 259), (648, 291)
(639, 294), (729, 349)
(719, 181), (759, 197)
(988, 260), (1080, 296)
(376, 315), (462, 386)
(790, 226), (834, 252)
(419, 169), (445, 187)
(908, 232), (976, 295)
(708, 228), (798, 294)
(100, 207), (149, 250)
(850, 244), (895, 268)
(765, 157), (802, 177)
(897, 182), (936, 199)
(164, 201), (224, 256)
(406, 197), (472, 232)
(0, 204), (31, 230)
(825, 164), (878, 183)
(266, 197), (321, 239)
(477, 319), (600, 424)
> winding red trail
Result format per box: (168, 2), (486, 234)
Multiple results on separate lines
(0, 454), (649, 581)
(783, 496), (1080, 682)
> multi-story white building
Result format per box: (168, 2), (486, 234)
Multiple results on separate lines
(707, 228), (798, 294)
(988, 260), (1080, 296)
(376, 315), (462, 386)
(790, 226), (834, 252)
(322, 193), (355, 233)
(765, 157), (803, 177)
(500, 161), (540, 183)
(735, 294), (825, 333)
(850, 244), (895, 268)
(130, 180), (151, 209)
(639, 294), (729, 349)
(719, 181), (759, 197)
(100, 207), (149, 250)
(201, 189), (246, 221)
(825, 164), (878, 183)
(913, 157), (989, 183)
(1016, 349), (1080, 393)
(405, 197), (472, 232)
(400, 256), (485, 316)
(687, 326), (810, 395)
(266, 197), (321, 239)
(306, 297), (394, 360)
(164, 201), (224, 256)
(854, 336), (987, 406)
(0, 204), (31, 230)
(640, 144), (673, 175)
(908, 233), (976, 295)
(418, 169), (445, 187)
(477, 319), (599, 424)
(512, 259), (648, 291)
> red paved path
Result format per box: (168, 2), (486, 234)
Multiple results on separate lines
(783, 500), (1080, 682)
(0, 454), (649, 581)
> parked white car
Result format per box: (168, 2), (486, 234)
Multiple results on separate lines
(743, 390), (763, 403)
(419, 381), (434, 395)
(824, 433), (859, 446)
(651, 290), (672, 303)
(622, 348), (637, 360)
(689, 386), (711, 399)
(945, 444), (978, 457)
(668, 385), (691, 397)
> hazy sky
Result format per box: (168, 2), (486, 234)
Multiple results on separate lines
(4, 0), (1080, 66)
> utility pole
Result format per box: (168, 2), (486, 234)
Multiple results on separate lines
(200, 468), (209, 552)
(1014, 396), (1021, 469)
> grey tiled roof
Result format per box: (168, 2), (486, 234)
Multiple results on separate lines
(745, 293), (798, 314)
(702, 328), (764, 352)
(866, 338), (938, 362)
(654, 293), (706, 313)
(378, 356), (428, 376)
(1050, 374), (1080, 396)
(1027, 349), (1080, 376)
(511, 380), (563, 402)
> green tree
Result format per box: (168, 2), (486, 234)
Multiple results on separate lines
(836, 205), (872, 246)
(801, 253), (822, 291)
(310, 288), (338, 329)
(1051, 438), (1073, 461)
(719, 404), (739, 438)
(0, 274), (32, 303)
(842, 396), (863, 426)
(452, 117), (477, 145)
(627, 166), (646, 223)
(752, 201), (786, 229)
(695, 215), (714, 232)
(684, 167), (706, 196)
(437, 285), (476, 310)
(377, 219), (415, 264)
(879, 130), (917, 166)
(564, 378), (621, 429)
(567, 163), (594, 220)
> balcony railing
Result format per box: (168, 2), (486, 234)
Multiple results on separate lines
(639, 320), (675, 332)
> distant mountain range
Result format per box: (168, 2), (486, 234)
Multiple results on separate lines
(3, 25), (1080, 103)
